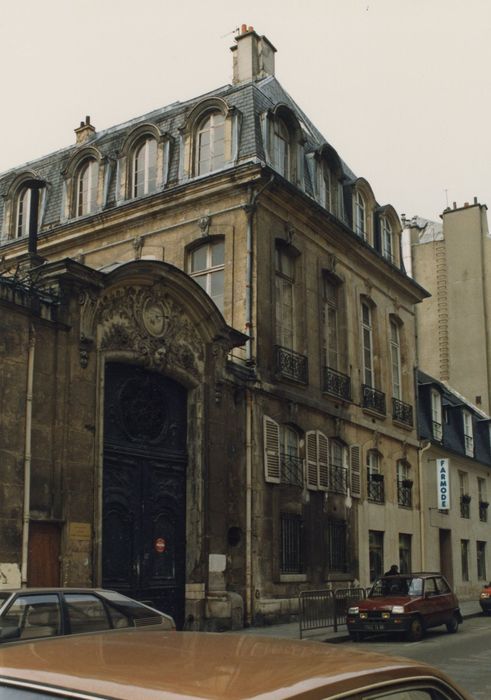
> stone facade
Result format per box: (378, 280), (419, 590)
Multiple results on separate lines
(0, 28), (427, 628)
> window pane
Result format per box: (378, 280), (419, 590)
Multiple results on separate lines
(3, 594), (60, 641)
(65, 593), (111, 634)
(211, 241), (225, 266)
(191, 246), (208, 272)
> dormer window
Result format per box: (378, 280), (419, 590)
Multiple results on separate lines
(15, 186), (35, 238)
(196, 112), (225, 175)
(272, 118), (290, 178)
(132, 136), (157, 197)
(354, 191), (366, 239)
(76, 159), (99, 216)
(463, 410), (474, 456)
(381, 216), (393, 263)
(431, 389), (442, 441)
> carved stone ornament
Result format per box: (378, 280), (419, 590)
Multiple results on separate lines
(88, 283), (203, 376)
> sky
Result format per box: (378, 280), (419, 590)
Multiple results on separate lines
(0, 0), (489, 222)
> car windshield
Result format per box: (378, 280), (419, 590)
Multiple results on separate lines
(369, 576), (424, 597)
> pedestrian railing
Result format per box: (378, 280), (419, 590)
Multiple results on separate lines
(298, 586), (367, 639)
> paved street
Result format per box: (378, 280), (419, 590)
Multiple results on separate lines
(348, 615), (491, 700)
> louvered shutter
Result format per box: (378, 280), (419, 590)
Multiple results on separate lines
(306, 430), (318, 490)
(318, 432), (329, 491)
(349, 445), (361, 498)
(263, 416), (280, 484)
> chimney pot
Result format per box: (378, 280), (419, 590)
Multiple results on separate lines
(464, 202), (469, 207)
(453, 202), (457, 209)
(474, 196), (478, 205)
(241, 23), (247, 33)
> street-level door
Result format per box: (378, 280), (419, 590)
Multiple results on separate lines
(102, 362), (187, 628)
(439, 529), (453, 586)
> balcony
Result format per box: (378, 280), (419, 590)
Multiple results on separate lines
(392, 398), (413, 427)
(275, 346), (308, 384)
(368, 473), (385, 503)
(280, 453), (304, 487)
(397, 480), (413, 508)
(362, 384), (386, 415)
(323, 367), (351, 401)
(329, 465), (348, 494)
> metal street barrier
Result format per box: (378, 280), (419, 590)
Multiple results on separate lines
(299, 586), (367, 639)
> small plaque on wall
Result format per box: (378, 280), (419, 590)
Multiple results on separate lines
(68, 522), (92, 541)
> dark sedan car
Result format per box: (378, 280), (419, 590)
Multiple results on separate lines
(0, 588), (174, 643)
(347, 572), (462, 642)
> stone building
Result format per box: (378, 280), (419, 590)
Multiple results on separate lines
(0, 27), (427, 629)
(404, 200), (491, 413)
(417, 370), (491, 598)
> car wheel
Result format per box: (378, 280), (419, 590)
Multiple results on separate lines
(406, 616), (424, 642)
(349, 631), (365, 642)
(446, 613), (460, 634)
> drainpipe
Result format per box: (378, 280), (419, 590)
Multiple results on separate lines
(418, 440), (432, 570)
(243, 175), (273, 625)
(21, 325), (36, 587)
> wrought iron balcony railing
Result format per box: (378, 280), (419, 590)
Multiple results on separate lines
(367, 473), (385, 503)
(323, 366), (351, 401)
(329, 465), (348, 494)
(280, 453), (304, 487)
(392, 398), (413, 427)
(362, 384), (386, 415)
(275, 345), (308, 384)
(397, 480), (413, 508)
(432, 421), (442, 441)
(460, 496), (471, 519)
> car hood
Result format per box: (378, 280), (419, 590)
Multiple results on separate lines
(358, 596), (414, 610)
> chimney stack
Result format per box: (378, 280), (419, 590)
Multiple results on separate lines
(75, 115), (96, 144)
(231, 26), (276, 84)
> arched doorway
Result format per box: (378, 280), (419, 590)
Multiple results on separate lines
(102, 362), (187, 628)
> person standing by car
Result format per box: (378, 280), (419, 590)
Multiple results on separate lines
(384, 564), (399, 576)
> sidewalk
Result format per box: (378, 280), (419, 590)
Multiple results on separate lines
(228, 599), (483, 643)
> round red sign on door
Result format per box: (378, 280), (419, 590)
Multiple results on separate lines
(154, 537), (166, 553)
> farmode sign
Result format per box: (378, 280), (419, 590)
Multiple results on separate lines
(437, 459), (450, 509)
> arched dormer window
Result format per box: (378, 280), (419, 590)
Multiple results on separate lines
(2, 174), (46, 241)
(272, 118), (290, 178)
(381, 216), (393, 262)
(132, 136), (157, 197)
(76, 158), (99, 216)
(15, 185), (42, 239)
(376, 205), (401, 267)
(354, 190), (366, 240)
(196, 112), (226, 175)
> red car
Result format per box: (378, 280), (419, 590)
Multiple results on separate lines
(479, 582), (491, 613)
(347, 572), (462, 642)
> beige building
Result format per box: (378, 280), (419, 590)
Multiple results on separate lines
(0, 28), (427, 628)
(405, 199), (491, 412)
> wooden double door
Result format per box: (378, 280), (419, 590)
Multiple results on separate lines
(102, 363), (187, 628)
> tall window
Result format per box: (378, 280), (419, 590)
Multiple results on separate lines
(461, 539), (469, 582)
(16, 186), (34, 238)
(354, 191), (366, 239)
(321, 165), (332, 211)
(323, 278), (338, 370)
(390, 320), (401, 400)
(327, 519), (347, 572)
(367, 450), (384, 503)
(399, 533), (412, 574)
(272, 118), (290, 178)
(369, 530), (384, 582)
(330, 441), (347, 494)
(189, 239), (224, 312)
(459, 471), (470, 519)
(431, 389), (442, 441)
(478, 477), (488, 522)
(197, 112), (225, 175)
(132, 137), (157, 197)
(280, 513), (303, 574)
(76, 159), (98, 216)
(463, 410), (474, 456)
(381, 217), (393, 262)
(280, 426), (302, 486)
(477, 541), (487, 580)
(361, 302), (374, 387)
(397, 460), (412, 508)
(275, 246), (295, 349)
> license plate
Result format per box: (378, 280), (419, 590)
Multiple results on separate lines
(365, 623), (384, 631)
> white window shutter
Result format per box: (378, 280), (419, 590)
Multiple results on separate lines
(263, 416), (280, 484)
(318, 432), (329, 491)
(306, 430), (318, 490)
(349, 445), (361, 498)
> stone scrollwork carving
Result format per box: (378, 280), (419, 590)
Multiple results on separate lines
(79, 289), (99, 368)
(98, 283), (203, 376)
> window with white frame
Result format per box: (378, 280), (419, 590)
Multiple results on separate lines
(280, 425), (302, 487)
(132, 136), (157, 197)
(381, 216), (393, 263)
(196, 112), (225, 175)
(397, 460), (412, 507)
(361, 302), (374, 387)
(330, 440), (347, 494)
(189, 239), (224, 312)
(354, 190), (366, 239)
(76, 159), (99, 216)
(431, 389), (442, 441)
(323, 278), (339, 370)
(272, 118), (290, 178)
(275, 246), (295, 349)
(320, 164), (332, 212)
(15, 186), (34, 238)
(463, 410), (474, 456)
(390, 319), (401, 400)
